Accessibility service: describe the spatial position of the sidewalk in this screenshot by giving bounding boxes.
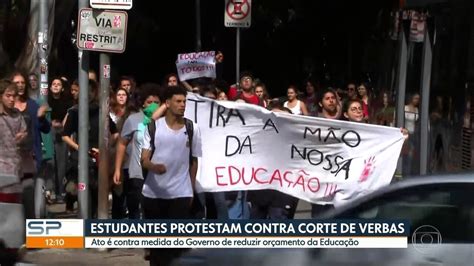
[21,201,147,265]
[23,248,147,266]
[21,198,312,265]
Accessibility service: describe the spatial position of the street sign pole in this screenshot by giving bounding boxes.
[98,53,110,219]
[83,3,129,220]
[224,0,251,84]
[34,0,49,219]
[419,28,432,175]
[236,27,240,84]
[395,29,408,178]
[78,0,90,219]
[38,0,48,102]
[195,0,202,52]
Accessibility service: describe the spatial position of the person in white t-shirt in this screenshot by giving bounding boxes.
[404,93,420,134]
[141,86,202,266]
[402,92,420,176]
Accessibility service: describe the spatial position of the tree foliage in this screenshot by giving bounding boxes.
[0,0,75,77]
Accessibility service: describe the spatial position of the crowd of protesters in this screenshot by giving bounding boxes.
[0,51,433,265]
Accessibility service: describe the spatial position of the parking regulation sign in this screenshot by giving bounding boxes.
[224,0,251,28]
[77,8,128,53]
[90,0,132,10]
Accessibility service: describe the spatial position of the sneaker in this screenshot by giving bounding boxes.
[18,244,27,260]
[55,196,65,204]
[44,191,54,205]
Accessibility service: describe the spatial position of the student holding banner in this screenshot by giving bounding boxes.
[318,88,342,120]
[249,106,299,219]
[343,99,365,123]
[198,87,229,219]
[226,72,264,219]
[311,88,342,217]
[227,72,262,106]
[343,99,409,137]
[331,99,408,206]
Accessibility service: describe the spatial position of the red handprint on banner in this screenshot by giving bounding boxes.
[359,156,376,183]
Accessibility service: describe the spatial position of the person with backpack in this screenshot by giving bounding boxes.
[113,83,164,219]
[141,86,202,266]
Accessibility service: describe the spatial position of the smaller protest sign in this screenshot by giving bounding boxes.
[176,51,216,81]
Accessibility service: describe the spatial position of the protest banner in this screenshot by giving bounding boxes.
[176,51,216,81]
[185,93,405,205]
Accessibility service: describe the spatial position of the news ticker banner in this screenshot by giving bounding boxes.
[26,219,410,249]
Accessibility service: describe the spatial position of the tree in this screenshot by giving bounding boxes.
[14,0,53,74]
[0,0,75,76]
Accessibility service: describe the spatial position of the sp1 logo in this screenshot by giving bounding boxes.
[27,221,62,235]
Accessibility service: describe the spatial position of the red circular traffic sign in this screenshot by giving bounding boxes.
[226,0,250,20]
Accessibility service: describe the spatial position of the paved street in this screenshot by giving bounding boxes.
[22,248,148,266]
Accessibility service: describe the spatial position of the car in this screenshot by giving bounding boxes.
[173,173,474,266]
[0,174,25,265]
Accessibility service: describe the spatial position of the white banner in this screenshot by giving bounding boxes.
[176,51,216,81]
[185,94,405,205]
